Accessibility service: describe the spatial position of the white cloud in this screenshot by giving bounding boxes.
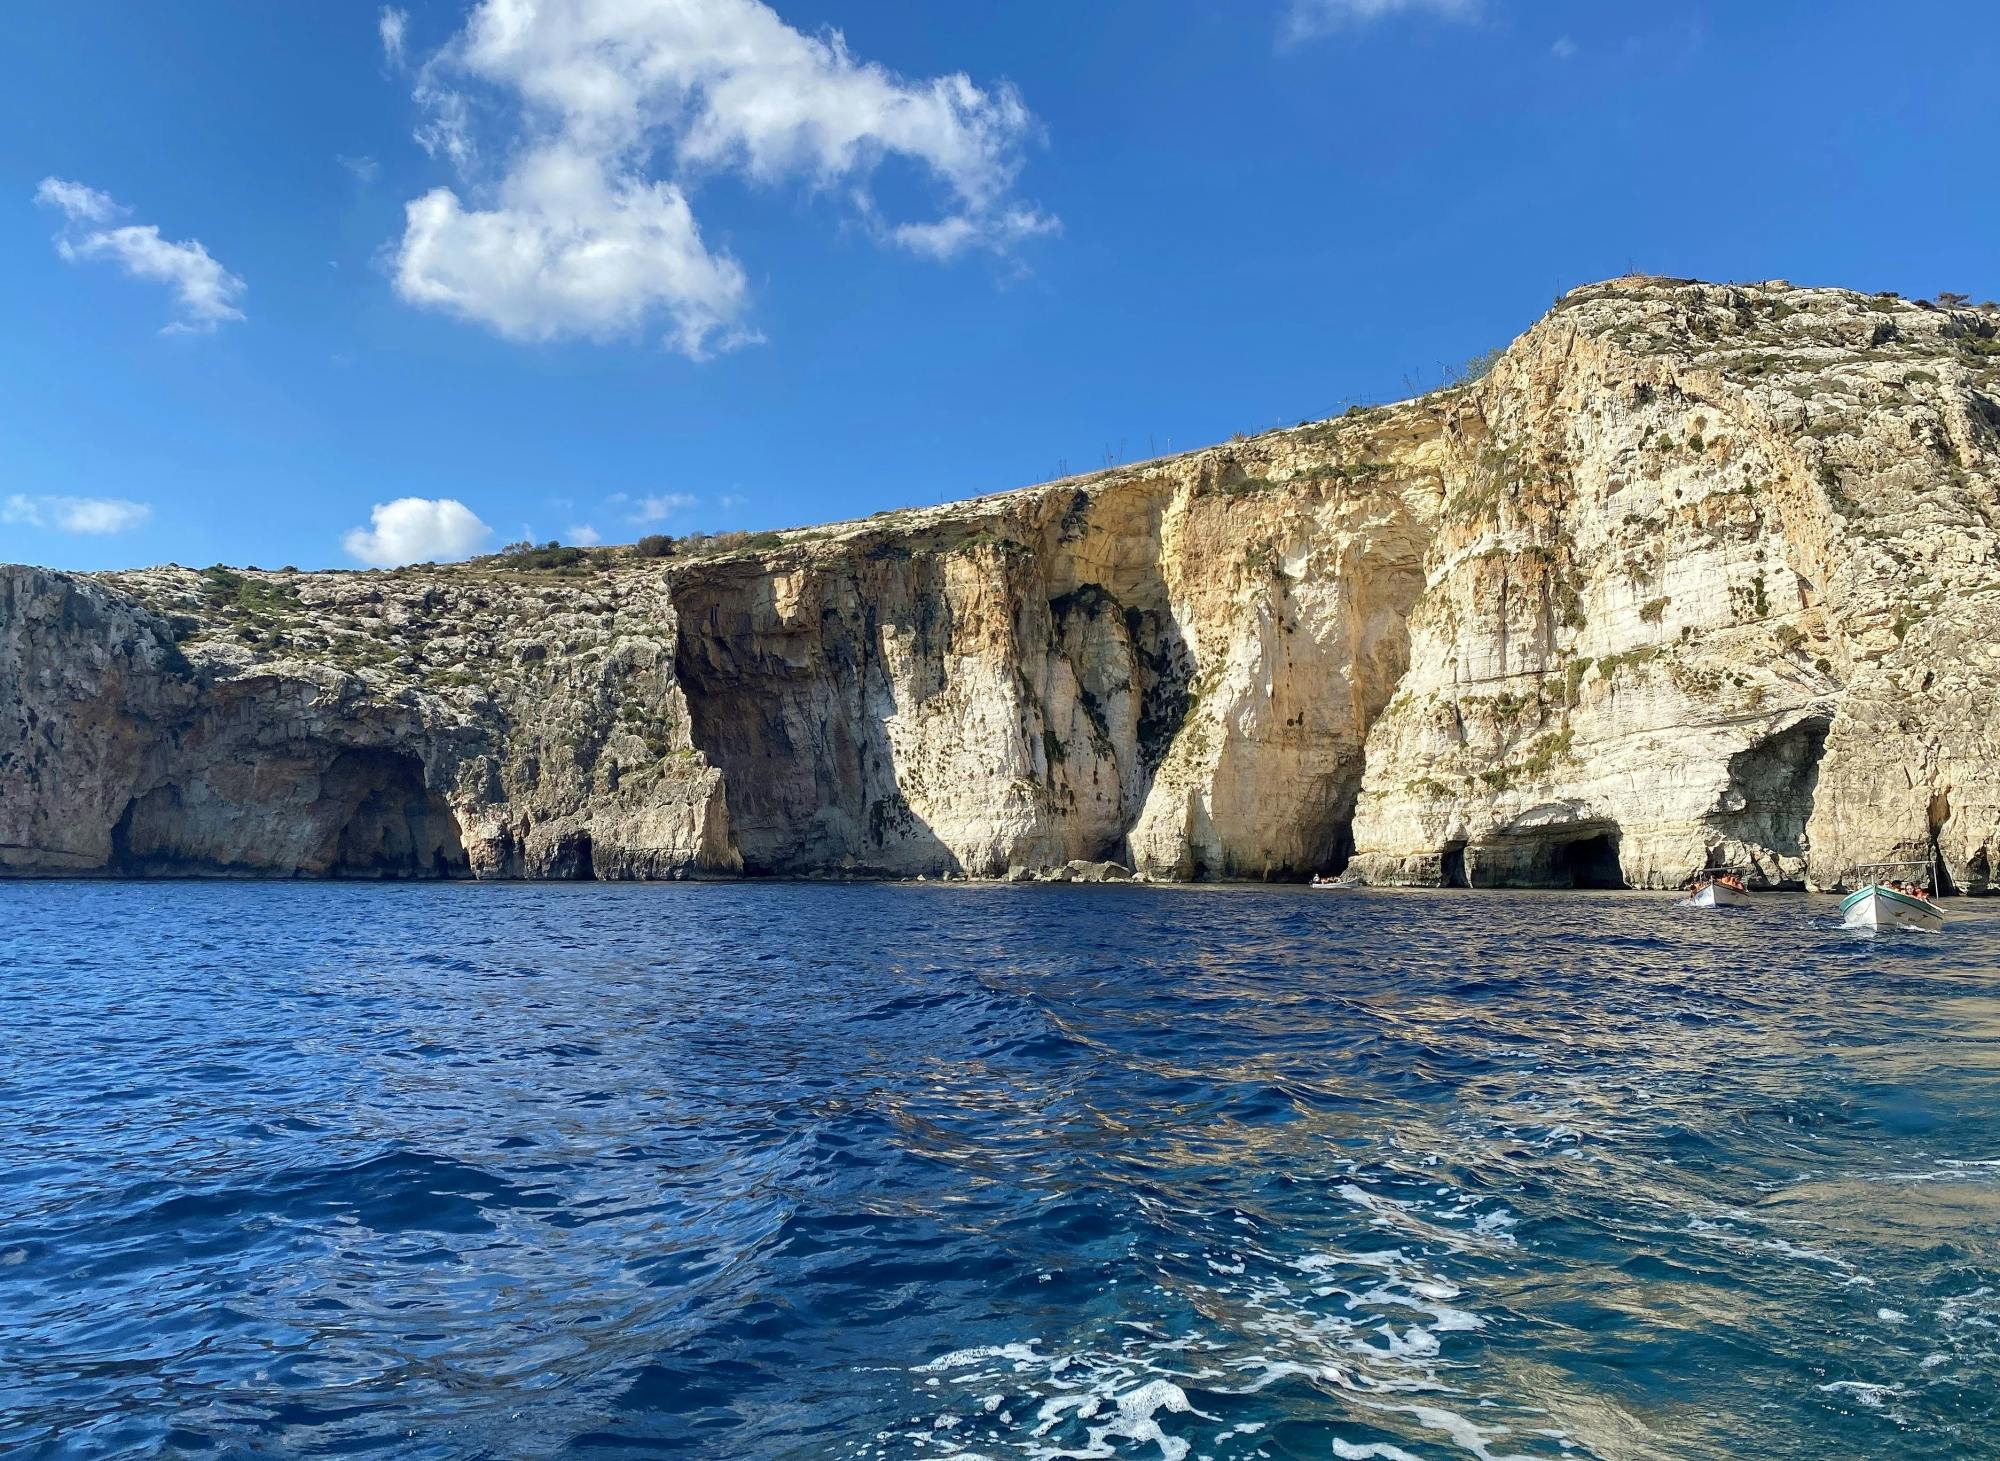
[1551,34,1578,59]
[337,153,381,182]
[33,178,122,224]
[3,493,152,534]
[35,177,246,333]
[389,0,1051,352]
[379,6,409,67]
[1285,0,1481,42]
[395,149,749,353]
[892,205,1060,261]
[341,497,492,566]
[565,522,602,545]
[413,73,478,169]
[611,491,699,525]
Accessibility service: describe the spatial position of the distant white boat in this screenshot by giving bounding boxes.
[1687,880,1751,909]
[1681,866,1752,909]
[1311,873,1364,890]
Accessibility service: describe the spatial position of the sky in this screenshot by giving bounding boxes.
[3,0,1997,573]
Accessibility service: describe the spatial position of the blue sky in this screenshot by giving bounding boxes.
[4,0,1996,572]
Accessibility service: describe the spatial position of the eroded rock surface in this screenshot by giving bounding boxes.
[4,278,1995,888]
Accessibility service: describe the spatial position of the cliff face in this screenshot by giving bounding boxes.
[4,278,1996,889]
[1348,280,2000,893]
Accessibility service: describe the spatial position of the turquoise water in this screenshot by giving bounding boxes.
[2,882,1997,1458]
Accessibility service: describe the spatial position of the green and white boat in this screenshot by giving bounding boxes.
[1840,860,1948,933]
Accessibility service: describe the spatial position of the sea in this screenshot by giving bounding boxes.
[3,881,1998,1460]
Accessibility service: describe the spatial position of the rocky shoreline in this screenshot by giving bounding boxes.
[6,277,1997,892]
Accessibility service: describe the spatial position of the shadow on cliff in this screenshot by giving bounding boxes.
[108,747,469,878]
[1708,714,1830,886]
[666,515,1204,878]
[670,558,967,876]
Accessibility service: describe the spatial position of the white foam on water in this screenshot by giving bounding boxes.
[1362,1401,1541,1461]
[1868,1156,2000,1183]
[1333,1440,1426,1461]
[1682,1215,1855,1273]
[858,1150,1588,1458]
[1299,1248,1414,1274]
[1816,1380,1909,1409]
[1102,1379,1199,1461]
[917,1343,1050,1375]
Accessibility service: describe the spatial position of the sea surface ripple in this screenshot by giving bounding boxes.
[3,882,1999,1459]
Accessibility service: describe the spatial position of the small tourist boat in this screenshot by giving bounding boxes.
[1841,860,1948,933]
[1311,872,1364,890]
[1682,866,1752,909]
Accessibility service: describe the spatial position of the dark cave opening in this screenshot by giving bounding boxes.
[1553,830,1626,889]
[544,829,595,881]
[104,748,468,878]
[325,750,469,878]
[1441,842,1469,888]
[1466,819,1627,888]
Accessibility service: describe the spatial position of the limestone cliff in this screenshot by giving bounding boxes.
[4,278,1995,890]
[1347,279,1999,893]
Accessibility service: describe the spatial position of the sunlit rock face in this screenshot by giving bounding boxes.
[1347,279,1999,892]
[4,278,1996,887]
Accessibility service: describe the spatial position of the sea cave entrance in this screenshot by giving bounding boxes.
[1441,842,1469,888]
[1553,829,1626,889]
[325,749,469,878]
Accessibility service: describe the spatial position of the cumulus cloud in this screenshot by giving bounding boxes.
[342,497,492,566]
[389,0,1051,352]
[3,493,152,534]
[396,149,749,353]
[565,522,602,545]
[35,177,246,333]
[1285,0,1481,42]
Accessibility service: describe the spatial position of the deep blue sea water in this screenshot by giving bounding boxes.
[3,883,1999,1460]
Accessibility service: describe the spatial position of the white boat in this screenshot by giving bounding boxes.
[1681,865,1753,909]
[1841,883,1946,933]
[1840,858,1950,933]
[1687,880,1751,909]
[1311,874,1364,890]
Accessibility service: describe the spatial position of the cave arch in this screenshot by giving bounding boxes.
[323,749,469,878]
[1554,829,1625,889]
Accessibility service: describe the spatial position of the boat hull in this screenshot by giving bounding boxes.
[1840,885,1946,933]
[1688,883,1751,909]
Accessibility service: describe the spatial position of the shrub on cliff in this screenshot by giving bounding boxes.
[487,540,596,571]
